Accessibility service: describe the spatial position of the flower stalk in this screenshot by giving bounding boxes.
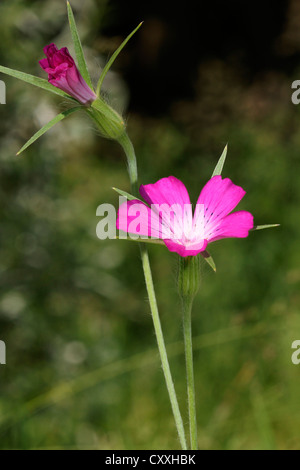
[117,132,138,193]
[178,255,200,450]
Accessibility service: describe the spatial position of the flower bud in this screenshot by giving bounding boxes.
[40,44,127,141]
[39,44,97,105]
[87,98,126,141]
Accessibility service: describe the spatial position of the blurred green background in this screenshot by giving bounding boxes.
[0,0,299,450]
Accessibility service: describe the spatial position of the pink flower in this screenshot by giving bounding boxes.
[39,44,97,105]
[116,175,254,257]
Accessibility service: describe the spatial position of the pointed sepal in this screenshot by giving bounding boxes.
[96,22,143,96]
[17,106,80,155]
[211,144,228,177]
[67,1,94,90]
[0,65,76,100]
[200,250,216,272]
[251,224,280,231]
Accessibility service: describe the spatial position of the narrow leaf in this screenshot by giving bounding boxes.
[67,1,94,90]
[0,65,75,100]
[96,22,143,96]
[251,224,280,231]
[115,233,165,246]
[17,107,80,155]
[211,144,228,177]
[112,187,144,204]
[201,250,216,272]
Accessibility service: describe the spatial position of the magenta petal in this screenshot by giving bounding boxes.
[58,47,75,66]
[198,175,246,218]
[64,67,96,103]
[140,176,193,238]
[39,58,50,70]
[39,43,96,105]
[195,175,247,240]
[116,200,169,238]
[140,176,191,208]
[43,43,58,57]
[208,210,254,242]
[164,239,208,257]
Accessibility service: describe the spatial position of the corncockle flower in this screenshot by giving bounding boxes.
[39,43,97,105]
[117,175,254,257]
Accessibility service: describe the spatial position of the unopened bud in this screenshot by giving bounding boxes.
[88,98,126,140]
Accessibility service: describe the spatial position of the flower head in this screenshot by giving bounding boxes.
[39,44,97,105]
[117,175,254,257]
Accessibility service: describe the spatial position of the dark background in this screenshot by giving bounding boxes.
[101,0,289,114]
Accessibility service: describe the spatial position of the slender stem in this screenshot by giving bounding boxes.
[182,296,198,450]
[140,246,187,449]
[118,132,187,450]
[117,132,138,193]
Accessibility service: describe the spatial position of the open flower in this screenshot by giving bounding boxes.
[39,43,97,105]
[117,175,254,257]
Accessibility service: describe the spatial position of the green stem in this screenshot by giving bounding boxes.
[182,296,198,450]
[117,132,138,193]
[140,246,187,449]
[118,132,187,450]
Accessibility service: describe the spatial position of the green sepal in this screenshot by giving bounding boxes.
[88,98,125,140]
[112,187,144,204]
[96,22,143,96]
[177,255,201,299]
[0,65,76,101]
[251,224,280,231]
[67,1,94,90]
[211,144,228,177]
[200,250,216,272]
[17,107,80,155]
[115,233,164,245]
